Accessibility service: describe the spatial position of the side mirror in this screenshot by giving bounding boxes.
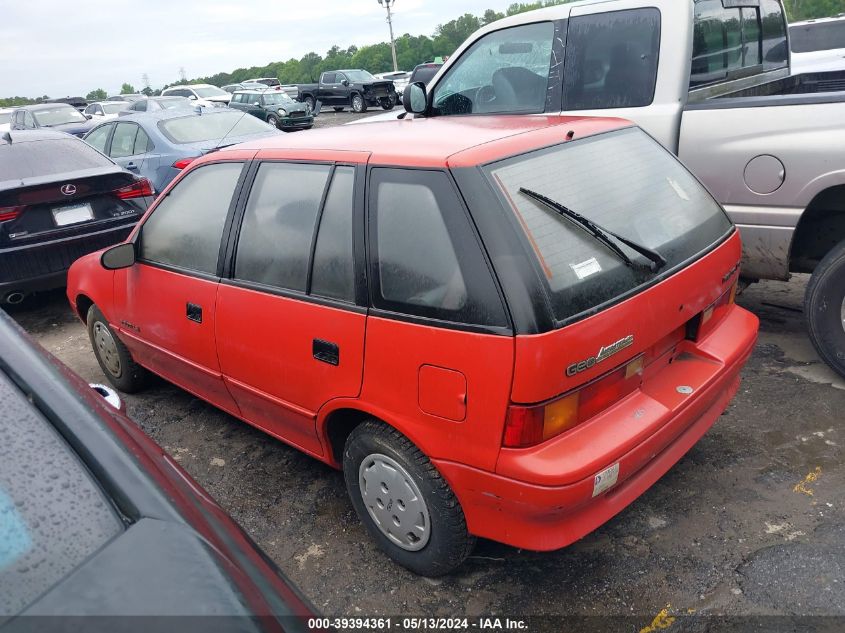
[85,114,93,120]
[253,102,261,106]
[188,95,197,100]
[341,79,349,87]
[403,82,428,114]
[101,242,136,270]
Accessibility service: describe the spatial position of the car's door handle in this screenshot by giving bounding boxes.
[186,303,202,323]
[313,339,339,366]
[126,162,139,171]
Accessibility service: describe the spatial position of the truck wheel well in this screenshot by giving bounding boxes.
[324,408,375,467]
[790,186,845,274]
[76,294,94,324]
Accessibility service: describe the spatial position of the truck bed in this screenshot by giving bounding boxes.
[700,70,845,107]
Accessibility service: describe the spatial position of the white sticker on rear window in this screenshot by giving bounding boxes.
[570,257,602,280]
[667,177,691,201]
[593,462,619,497]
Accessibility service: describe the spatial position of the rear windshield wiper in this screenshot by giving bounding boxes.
[519,188,667,273]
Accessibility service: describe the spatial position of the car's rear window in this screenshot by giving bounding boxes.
[486,127,732,323]
[158,112,271,144]
[0,370,122,615]
[0,139,114,183]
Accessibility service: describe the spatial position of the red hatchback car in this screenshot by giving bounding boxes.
[67,115,758,576]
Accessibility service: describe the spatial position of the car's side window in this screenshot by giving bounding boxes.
[369,168,508,327]
[760,0,788,70]
[133,100,147,112]
[133,126,152,155]
[85,124,112,153]
[311,166,356,302]
[234,162,332,292]
[323,72,336,84]
[432,22,554,116]
[23,112,36,129]
[563,8,661,110]
[84,104,95,115]
[110,122,139,158]
[140,162,243,275]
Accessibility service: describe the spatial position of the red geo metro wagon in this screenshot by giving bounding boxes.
[67,115,758,576]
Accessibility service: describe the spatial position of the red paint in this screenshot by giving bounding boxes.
[67,115,759,554]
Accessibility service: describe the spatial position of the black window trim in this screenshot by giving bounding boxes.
[220,158,369,311]
[365,165,514,337]
[430,18,567,118]
[134,159,251,280]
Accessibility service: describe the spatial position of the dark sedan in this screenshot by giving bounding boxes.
[10,103,98,137]
[0,309,316,630]
[0,130,153,304]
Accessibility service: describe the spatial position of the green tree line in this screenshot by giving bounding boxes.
[2,0,843,106]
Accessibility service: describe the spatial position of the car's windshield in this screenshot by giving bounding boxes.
[158,111,272,144]
[342,70,376,82]
[486,127,733,323]
[261,92,295,105]
[194,86,229,98]
[790,20,845,53]
[102,103,125,114]
[32,106,87,126]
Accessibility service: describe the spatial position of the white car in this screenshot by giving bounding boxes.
[160,84,231,108]
[374,71,410,103]
[82,101,130,121]
[0,107,14,132]
[789,16,845,73]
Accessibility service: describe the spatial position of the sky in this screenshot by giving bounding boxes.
[1,0,518,98]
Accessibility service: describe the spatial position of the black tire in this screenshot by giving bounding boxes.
[380,98,394,110]
[87,305,149,393]
[343,420,474,576]
[351,93,367,113]
[333,107,345,112]
[304,96,315,111]
[267,114,280,129]
[805,239,845,378]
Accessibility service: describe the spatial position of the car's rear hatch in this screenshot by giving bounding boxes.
[479,125,755,484]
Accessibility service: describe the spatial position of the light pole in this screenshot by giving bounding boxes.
[378,0,399,72]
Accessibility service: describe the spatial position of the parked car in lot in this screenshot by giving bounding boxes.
[222,82,268,92]
[107,94,146,103]
[0,130,153,304]
[83,109,284,194]
[0,310,316,626]
[245,78,300,100]
[10,103,98,137]
[789,16,845,73]
[67,115,758,576]
[0,107,13,132]
[228,89,313,131]
[296,69,396,112]
[45,96,89,112]
[118,96,197,115]
[391,0,845,379]
[83,100,130,120]
[161,84,231,108]
[375,71,411,104]
[409,62,444,86]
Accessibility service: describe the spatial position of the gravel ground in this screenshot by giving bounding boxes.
[6,110,845,629]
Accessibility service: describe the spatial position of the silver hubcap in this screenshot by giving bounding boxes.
[359,453,430,551]
[353,96,362,111]
[93,321,121,377]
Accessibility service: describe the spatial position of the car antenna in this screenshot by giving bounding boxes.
[209,108,252,155]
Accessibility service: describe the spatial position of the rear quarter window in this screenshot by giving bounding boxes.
[486,127,733,324]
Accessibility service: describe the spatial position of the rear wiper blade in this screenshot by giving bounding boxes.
[519,187,667,272]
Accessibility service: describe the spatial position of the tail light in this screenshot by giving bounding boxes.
[503,356,644,448]
[0,206,24,222]
[115,178,154,200]
[173,157,198,170]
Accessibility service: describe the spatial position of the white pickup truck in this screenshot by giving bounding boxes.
[378,0,845,377]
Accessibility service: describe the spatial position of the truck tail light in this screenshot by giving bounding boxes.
[173,157,198,170]
[115,178,154,200]
[0,206,24,222]
[503,356,644,448]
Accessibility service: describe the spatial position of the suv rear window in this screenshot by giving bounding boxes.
[0,139,113,183]
[158,112,271,143]
[486,127,732,323]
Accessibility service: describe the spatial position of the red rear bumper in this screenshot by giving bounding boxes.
[434,305,758,551]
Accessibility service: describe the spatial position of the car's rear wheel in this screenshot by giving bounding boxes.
[267,114,280,129]
[805,240,845,378]
[343,420,474,577]
[351,94,367,113]
[380,98,394,110]
[87,305,149,393]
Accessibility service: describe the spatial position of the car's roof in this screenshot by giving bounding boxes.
[1,129,72,143]
[91,100,128,106]
[17,102,75,111]
[224,115,631,167]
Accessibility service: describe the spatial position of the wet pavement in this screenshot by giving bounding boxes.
[5,112,844,628]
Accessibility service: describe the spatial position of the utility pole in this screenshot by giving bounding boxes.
[378,0,399,72]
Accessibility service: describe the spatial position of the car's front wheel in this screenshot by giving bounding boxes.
[267,114,280,129]
[343,420,474,577]
[805,240,845,378]
[351,93,367,113]
[304,96,315,111]
[380,98,394,110]
[87,305,149,393]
